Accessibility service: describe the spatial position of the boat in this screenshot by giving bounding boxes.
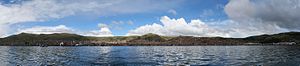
[59,42,64,46]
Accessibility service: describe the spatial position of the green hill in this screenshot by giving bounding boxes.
[0,32,299,46]
[128,33,166,42]
[245,32,300,43]
[0,33,86,46]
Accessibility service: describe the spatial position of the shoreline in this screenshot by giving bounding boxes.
[1,32,299,46]
[0,44,298,46]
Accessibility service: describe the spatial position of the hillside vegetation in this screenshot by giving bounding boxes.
[0,32,299,46]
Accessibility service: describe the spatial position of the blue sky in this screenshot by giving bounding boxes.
[0,0,298,37]
[20,0,228,35]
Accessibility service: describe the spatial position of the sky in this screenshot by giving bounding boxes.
[0,0,299,38]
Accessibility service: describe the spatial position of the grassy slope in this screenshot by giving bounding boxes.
[0,32,300,46]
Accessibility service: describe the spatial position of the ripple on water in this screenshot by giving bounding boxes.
[0,46,299,65]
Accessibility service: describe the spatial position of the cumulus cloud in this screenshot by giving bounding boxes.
[127,0,300,38]
[127,16,232,37]
[83,23,113,37]
[98,23,109,28]
[127,0,299,38]
[127,16,290,38]
[17,25,74,34]
[16,24,113,37]
[225,0,300,30]
[0,0,182,37]
[0,0,103,37]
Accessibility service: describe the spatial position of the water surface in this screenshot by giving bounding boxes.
[0,46,299,66]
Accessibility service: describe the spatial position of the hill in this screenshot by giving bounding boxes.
[244,32,300,44]
[129,33,166,42]
[0,33,87,46]
[0,32,299,46]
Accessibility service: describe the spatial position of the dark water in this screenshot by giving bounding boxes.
[0,46,300,66]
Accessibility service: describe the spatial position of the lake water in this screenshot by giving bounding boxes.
[0,46,299,66]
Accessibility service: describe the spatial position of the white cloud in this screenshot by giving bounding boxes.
[128,0,300,38]
[111,20,134,25]
[83,23,113,37]
[0,0,105,37]
[167,9,177,15]
[127,16,290,38]
[127,23,165,36]
[4,0,297,38]
[16,24,114,37]
[107,20,134,30]
[17,25,74,34]
[0,0,182,37]
[84,28,113,37]
[200,9,214,19]
[98,23,109,28]
[127,16,231,37]
[127,21,134,25]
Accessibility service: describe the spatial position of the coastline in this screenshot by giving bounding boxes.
[0,32,299,46]
[0,43,297,46]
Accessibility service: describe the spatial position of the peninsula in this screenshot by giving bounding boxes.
[0,32,299,46]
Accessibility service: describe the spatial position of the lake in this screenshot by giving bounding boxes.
[0,46,299,66]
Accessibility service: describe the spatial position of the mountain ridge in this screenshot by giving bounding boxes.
[0,32,299,46]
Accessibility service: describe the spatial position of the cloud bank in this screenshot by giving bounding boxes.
[83,23,113,37]
[0,0,182,37]
[127,16,231,37]
[127,16,288,38]
[2,0,299,38]
[225,0,300,30]
[17,25,74,34]
[128,0,298,38]
[17,23,114,37]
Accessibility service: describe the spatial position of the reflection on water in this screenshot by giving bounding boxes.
[0,46,299,66]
